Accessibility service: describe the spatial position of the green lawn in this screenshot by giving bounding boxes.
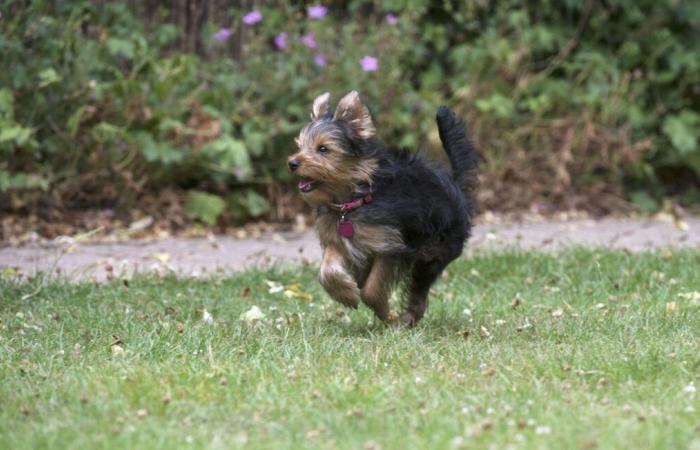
[1,249,699,450]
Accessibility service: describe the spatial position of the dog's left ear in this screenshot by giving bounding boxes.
[333,91,375,139]
[310,92,331,121]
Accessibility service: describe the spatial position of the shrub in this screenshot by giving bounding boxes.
[0,0,698,227]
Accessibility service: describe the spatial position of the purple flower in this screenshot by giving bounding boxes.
[300,32,318,49]
[359,55,378,72]
[213,28,232,42]
[313,54,326,67]
[274,32,288,50]
[385,14,398,25]
[242,10,263,25]
[308,5,327,19]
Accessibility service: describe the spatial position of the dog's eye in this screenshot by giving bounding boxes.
[317,145,329,154]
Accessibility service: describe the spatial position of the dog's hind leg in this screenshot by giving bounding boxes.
[360,256,396,322]
[398,259,446,326]
[399,242,463,326]
[319,246,361,309]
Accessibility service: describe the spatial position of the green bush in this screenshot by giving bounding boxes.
[0,0,698,224]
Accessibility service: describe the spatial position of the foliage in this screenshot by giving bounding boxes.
[1,1,699,223]
[2,249,700,448]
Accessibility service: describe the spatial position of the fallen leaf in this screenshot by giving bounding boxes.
[511,295,521,309]
[110,344,125,357]
[129,216,154,232]
[306,429,322,439]
[674,219,689,231]
[479,326,491,338]
[653,212,674,223]
[666,302,677,313]
[551,308,564,318]
[679,291,700,306]
[516,319,533,332]
[283,283,313,302]
[265,280,284,294]
[109,335,124,356]
[150,252,171,263]
[240,305,266,324]
[364,441,381,450]
[272,233,287,244]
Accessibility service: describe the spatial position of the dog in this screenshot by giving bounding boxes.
[288,91,478,326]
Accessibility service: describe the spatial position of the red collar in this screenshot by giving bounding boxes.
[327,192,373,213]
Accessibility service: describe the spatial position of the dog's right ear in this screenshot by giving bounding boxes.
[310,92,331,121]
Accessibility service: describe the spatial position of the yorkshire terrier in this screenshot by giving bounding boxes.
[288,91,479,326]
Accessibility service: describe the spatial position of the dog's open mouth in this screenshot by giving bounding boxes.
[298,178,320,193]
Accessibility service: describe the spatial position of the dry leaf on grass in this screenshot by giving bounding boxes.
[265,280,284,294]
[240,305,266,324]
[283,283,313,302]
[150,252,171,263]
[109,335,125,356]
[511,295,522,309]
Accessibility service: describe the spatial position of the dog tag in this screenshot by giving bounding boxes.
[338,219,354,238]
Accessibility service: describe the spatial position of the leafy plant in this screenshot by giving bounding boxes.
[1,0,699,222]
[184,190,226,225]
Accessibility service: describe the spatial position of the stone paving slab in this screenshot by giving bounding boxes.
[1,218,698,281]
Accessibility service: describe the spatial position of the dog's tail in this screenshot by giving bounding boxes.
[436,106,479,196]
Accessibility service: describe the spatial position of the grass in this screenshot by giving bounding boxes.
[1,248,699,450]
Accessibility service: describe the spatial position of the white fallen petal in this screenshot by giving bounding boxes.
[202,308,214,324]
[265,280,284,294]
[241,305,266,324]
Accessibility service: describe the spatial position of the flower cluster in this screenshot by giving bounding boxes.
[213,5,396,73]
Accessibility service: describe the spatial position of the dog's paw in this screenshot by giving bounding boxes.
[333,294,360,309]
[388,311,419,328]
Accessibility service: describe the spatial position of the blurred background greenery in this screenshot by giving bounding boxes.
[1,0,699,234]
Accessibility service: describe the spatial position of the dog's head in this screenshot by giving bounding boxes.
[288,91,377,206]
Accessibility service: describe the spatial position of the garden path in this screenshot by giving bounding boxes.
[1,217,698,281]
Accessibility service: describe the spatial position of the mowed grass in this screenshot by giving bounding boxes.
[1,249,699,450]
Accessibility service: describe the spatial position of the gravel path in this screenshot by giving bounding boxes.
[1,217,698,281]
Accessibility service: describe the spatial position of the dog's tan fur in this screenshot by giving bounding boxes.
[316,213,404,317]
[287,91,408,320]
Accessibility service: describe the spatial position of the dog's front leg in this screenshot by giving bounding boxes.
[360,256,396,323]
[319,246,361,308]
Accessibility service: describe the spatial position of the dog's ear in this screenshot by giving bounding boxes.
[310,92,331,121]
[333,90,375,139]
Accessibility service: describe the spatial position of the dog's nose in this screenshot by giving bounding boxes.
[288,159,300,171]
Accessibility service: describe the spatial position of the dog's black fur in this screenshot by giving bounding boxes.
[289,92,479,326]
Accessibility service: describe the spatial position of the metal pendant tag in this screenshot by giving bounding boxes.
[338,218,354,238]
